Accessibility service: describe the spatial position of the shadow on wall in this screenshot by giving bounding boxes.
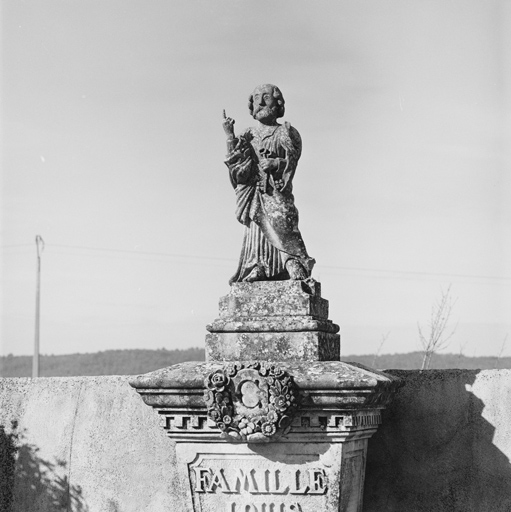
[0,421,17,512]
[0,421,89,512]
[363,370,511,512]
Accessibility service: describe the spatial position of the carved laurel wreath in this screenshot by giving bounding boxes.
[204,362,298,442]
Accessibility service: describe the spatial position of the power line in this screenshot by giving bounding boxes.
[317,264,511,282]
[3,241,509,283]
[0,243,33,249]
[52,243,511,282]
[49,243,238,262]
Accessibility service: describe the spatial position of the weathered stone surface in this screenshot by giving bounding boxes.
[174,441,364,512]
[206,280,341,362]
[363,369,511,511]
[130,360,400,511]
[208,315,339,334]
[0,376,179,512]
[203,363,298,442]
[4,371,511,511]
[130,361,398,392]
[222,84,314,284]
[205,331,340,362]
[215,281,329,319]
[129,360,401,441]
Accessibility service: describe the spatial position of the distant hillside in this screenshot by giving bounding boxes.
[1,348,510,377]
[0,348,205,377]
[342,351,511,370]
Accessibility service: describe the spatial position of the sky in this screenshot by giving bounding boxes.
[1,0,510,358]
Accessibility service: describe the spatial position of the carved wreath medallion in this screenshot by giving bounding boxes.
[204,362,298,442]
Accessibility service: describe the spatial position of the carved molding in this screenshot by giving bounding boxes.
[158,410,382,440]
[204,362,298,443]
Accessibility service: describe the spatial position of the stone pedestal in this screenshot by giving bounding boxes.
[130,280,401,512]
[130,359,400,512]
[205,280,340,362]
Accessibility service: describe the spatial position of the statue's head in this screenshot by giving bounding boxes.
[248,84,285,123]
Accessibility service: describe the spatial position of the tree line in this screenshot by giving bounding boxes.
[0,348,509,377]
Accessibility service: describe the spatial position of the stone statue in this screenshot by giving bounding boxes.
[222,84,315,284]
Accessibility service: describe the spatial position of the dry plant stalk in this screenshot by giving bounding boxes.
[372,331,390,368]
[418,285,457,370]
[494,334,508,369]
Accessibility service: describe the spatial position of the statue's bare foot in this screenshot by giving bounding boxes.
[243,265,266,282]
[286,259,308,280]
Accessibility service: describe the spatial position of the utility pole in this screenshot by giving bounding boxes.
[33,235,44,378]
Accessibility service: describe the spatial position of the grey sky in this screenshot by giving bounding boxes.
[1,0,510,357]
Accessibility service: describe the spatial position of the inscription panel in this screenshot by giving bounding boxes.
[188,453,332,512]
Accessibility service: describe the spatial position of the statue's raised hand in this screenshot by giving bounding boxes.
[222,109,235,139]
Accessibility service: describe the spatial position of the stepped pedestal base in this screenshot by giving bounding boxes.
[206,280,340,362]
[129,280,401,512]
[205,331,340,361]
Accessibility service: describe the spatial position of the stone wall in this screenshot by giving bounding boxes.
[1,369,510,511]
[364,369,511,512]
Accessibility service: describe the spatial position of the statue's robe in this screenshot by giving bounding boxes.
[224,122,314,284]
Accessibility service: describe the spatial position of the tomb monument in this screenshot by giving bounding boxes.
[130,84,401,512]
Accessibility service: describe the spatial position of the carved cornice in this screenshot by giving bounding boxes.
[130,360,402,443]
